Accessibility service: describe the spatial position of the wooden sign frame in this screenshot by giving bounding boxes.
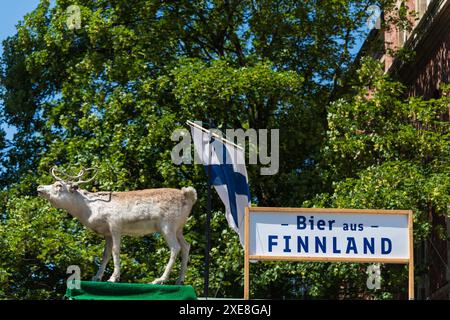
[244,207,414,300]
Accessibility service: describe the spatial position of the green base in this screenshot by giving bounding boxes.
[65,281,197,300]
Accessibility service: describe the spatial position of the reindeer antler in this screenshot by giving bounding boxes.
[72,167,98,186]
[51,167,66,182]
[51,166,98,186]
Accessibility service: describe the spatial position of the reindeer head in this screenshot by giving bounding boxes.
[37,167,98,208]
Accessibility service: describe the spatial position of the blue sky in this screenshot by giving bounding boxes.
[0,1,40,42]
[1,1,41,139]
[0,1,40,45]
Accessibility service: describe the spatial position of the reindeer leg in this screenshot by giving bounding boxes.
[107,231,121,282]
[152,226,180,284]
[92,236,112,281]
[176,229,190,285]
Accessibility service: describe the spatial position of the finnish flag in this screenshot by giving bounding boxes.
[191,124,251,247]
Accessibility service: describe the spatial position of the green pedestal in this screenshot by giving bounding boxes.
[65,281,197,300]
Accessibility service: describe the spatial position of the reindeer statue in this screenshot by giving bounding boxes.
[37,167,197,284]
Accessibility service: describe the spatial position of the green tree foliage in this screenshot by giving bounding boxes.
[0,0,418,299]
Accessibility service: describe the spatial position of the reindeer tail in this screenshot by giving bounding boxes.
[182,186,197,204]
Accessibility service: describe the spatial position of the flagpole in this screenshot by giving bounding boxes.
[187,119,251,298]
[204,119,213,299]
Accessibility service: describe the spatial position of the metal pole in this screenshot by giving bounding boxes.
[204,121,213,299]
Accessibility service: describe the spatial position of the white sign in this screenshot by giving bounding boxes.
[244,207,414,300]
[248,208,411,261]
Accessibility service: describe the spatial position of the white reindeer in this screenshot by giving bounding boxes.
[37,167,197,284]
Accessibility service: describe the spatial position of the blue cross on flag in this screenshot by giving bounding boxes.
[191,123,251,247]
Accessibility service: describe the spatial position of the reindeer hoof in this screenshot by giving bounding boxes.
[92,276,102,282]
[151,278,166,284]
[175,279,184,285]
[107,276,120,282]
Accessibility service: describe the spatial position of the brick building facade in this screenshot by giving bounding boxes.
[359,0,450,299]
